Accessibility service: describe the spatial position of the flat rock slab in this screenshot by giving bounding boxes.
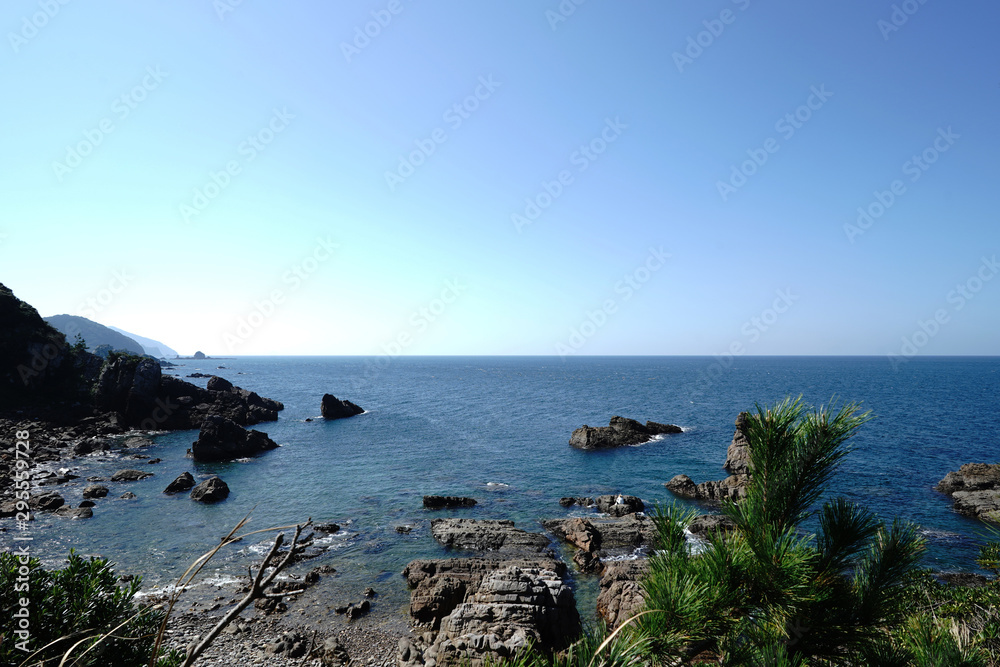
[937,463,1000,522]
[424,496,477,509]
[430,519,551,554]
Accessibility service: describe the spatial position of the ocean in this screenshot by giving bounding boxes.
[18,355,1000,620]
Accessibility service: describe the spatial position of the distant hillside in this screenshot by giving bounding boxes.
[44,315,145,356]
[108,326,179,358]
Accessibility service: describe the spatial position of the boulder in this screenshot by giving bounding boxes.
[321,394,364,420]
[596,494,644,517]
[316,637,350,665]
[596,560,649,629]
[190,476,230,502]
[190,415,278,462]
[569,416,682,450]
[111,469,153,482]
[424,496,477,509]
[544,514,654,553]
[206,375,233,392]
[431,519,551,554]
[120,492,137,499]
[82,484,109,499]
[164,472,196,494]
[314,522,341,533]
[558,496,594,508]
[29,491,65,511]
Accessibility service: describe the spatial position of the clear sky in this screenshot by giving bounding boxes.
[2,0,997,357]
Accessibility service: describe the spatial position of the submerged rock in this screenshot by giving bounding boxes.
[111,469,153,482]
[424,496,477,509]
[569,416,682,450]
[320,393,364,420]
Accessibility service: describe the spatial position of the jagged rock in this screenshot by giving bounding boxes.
[190,476,229,502]
[724,412,751,475]
[321,393,364,420]
[569,416,682,450]
[82,484,109,499]
[403,556,566,630]
[544,514,654,552]
[558,496,594,508]
[190,415,277,462]
[596,560,649,629]
[266,631,309,658]
[427,566,580,666]
[402,558,580,667]
[431,519,550,554]
[424,496,477,509]
[665,413,752,502]
[936,464,1000,522]
[346,599,371,619]
[596,494,644,517]
[93,356,162,426]
[666,473,747,501]
[29,491,65,511]
[206,375,233,392]
[688,514,737,536]
[111,469,153,482]
[164,472,195,494]
[120,492,136,499]
[573,550,603,574]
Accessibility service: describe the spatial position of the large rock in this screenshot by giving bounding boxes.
[190,476,230,502]
[431,519,550,554]
[544,514,654,552]
[569,416,681,450]
[665,413,752,502]
[401,557,578,667]
[937,463,1000,522]
[190,415,278,462]
[82,484,109,499]
[321,394,364,420]
[596,560,649,629]
[596,494,644,517]
[164,472,195,494]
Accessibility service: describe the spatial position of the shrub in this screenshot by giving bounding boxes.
[0,550,182,666]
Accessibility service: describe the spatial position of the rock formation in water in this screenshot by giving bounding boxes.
[191,415,278,462]
[666,412,751,502]
[569,416,682,450]
[321,393,364,420]
[936,463,1000,522]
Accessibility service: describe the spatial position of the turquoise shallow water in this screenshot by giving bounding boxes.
[13,356,1000,614]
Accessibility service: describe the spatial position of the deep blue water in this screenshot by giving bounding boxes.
[15,356,1000,612]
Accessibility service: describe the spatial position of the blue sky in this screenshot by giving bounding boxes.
[1,0,997,357]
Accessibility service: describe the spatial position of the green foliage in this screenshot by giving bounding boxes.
[0,551,183,667]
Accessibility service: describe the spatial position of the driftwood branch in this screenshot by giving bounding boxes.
[179,520,311,667]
